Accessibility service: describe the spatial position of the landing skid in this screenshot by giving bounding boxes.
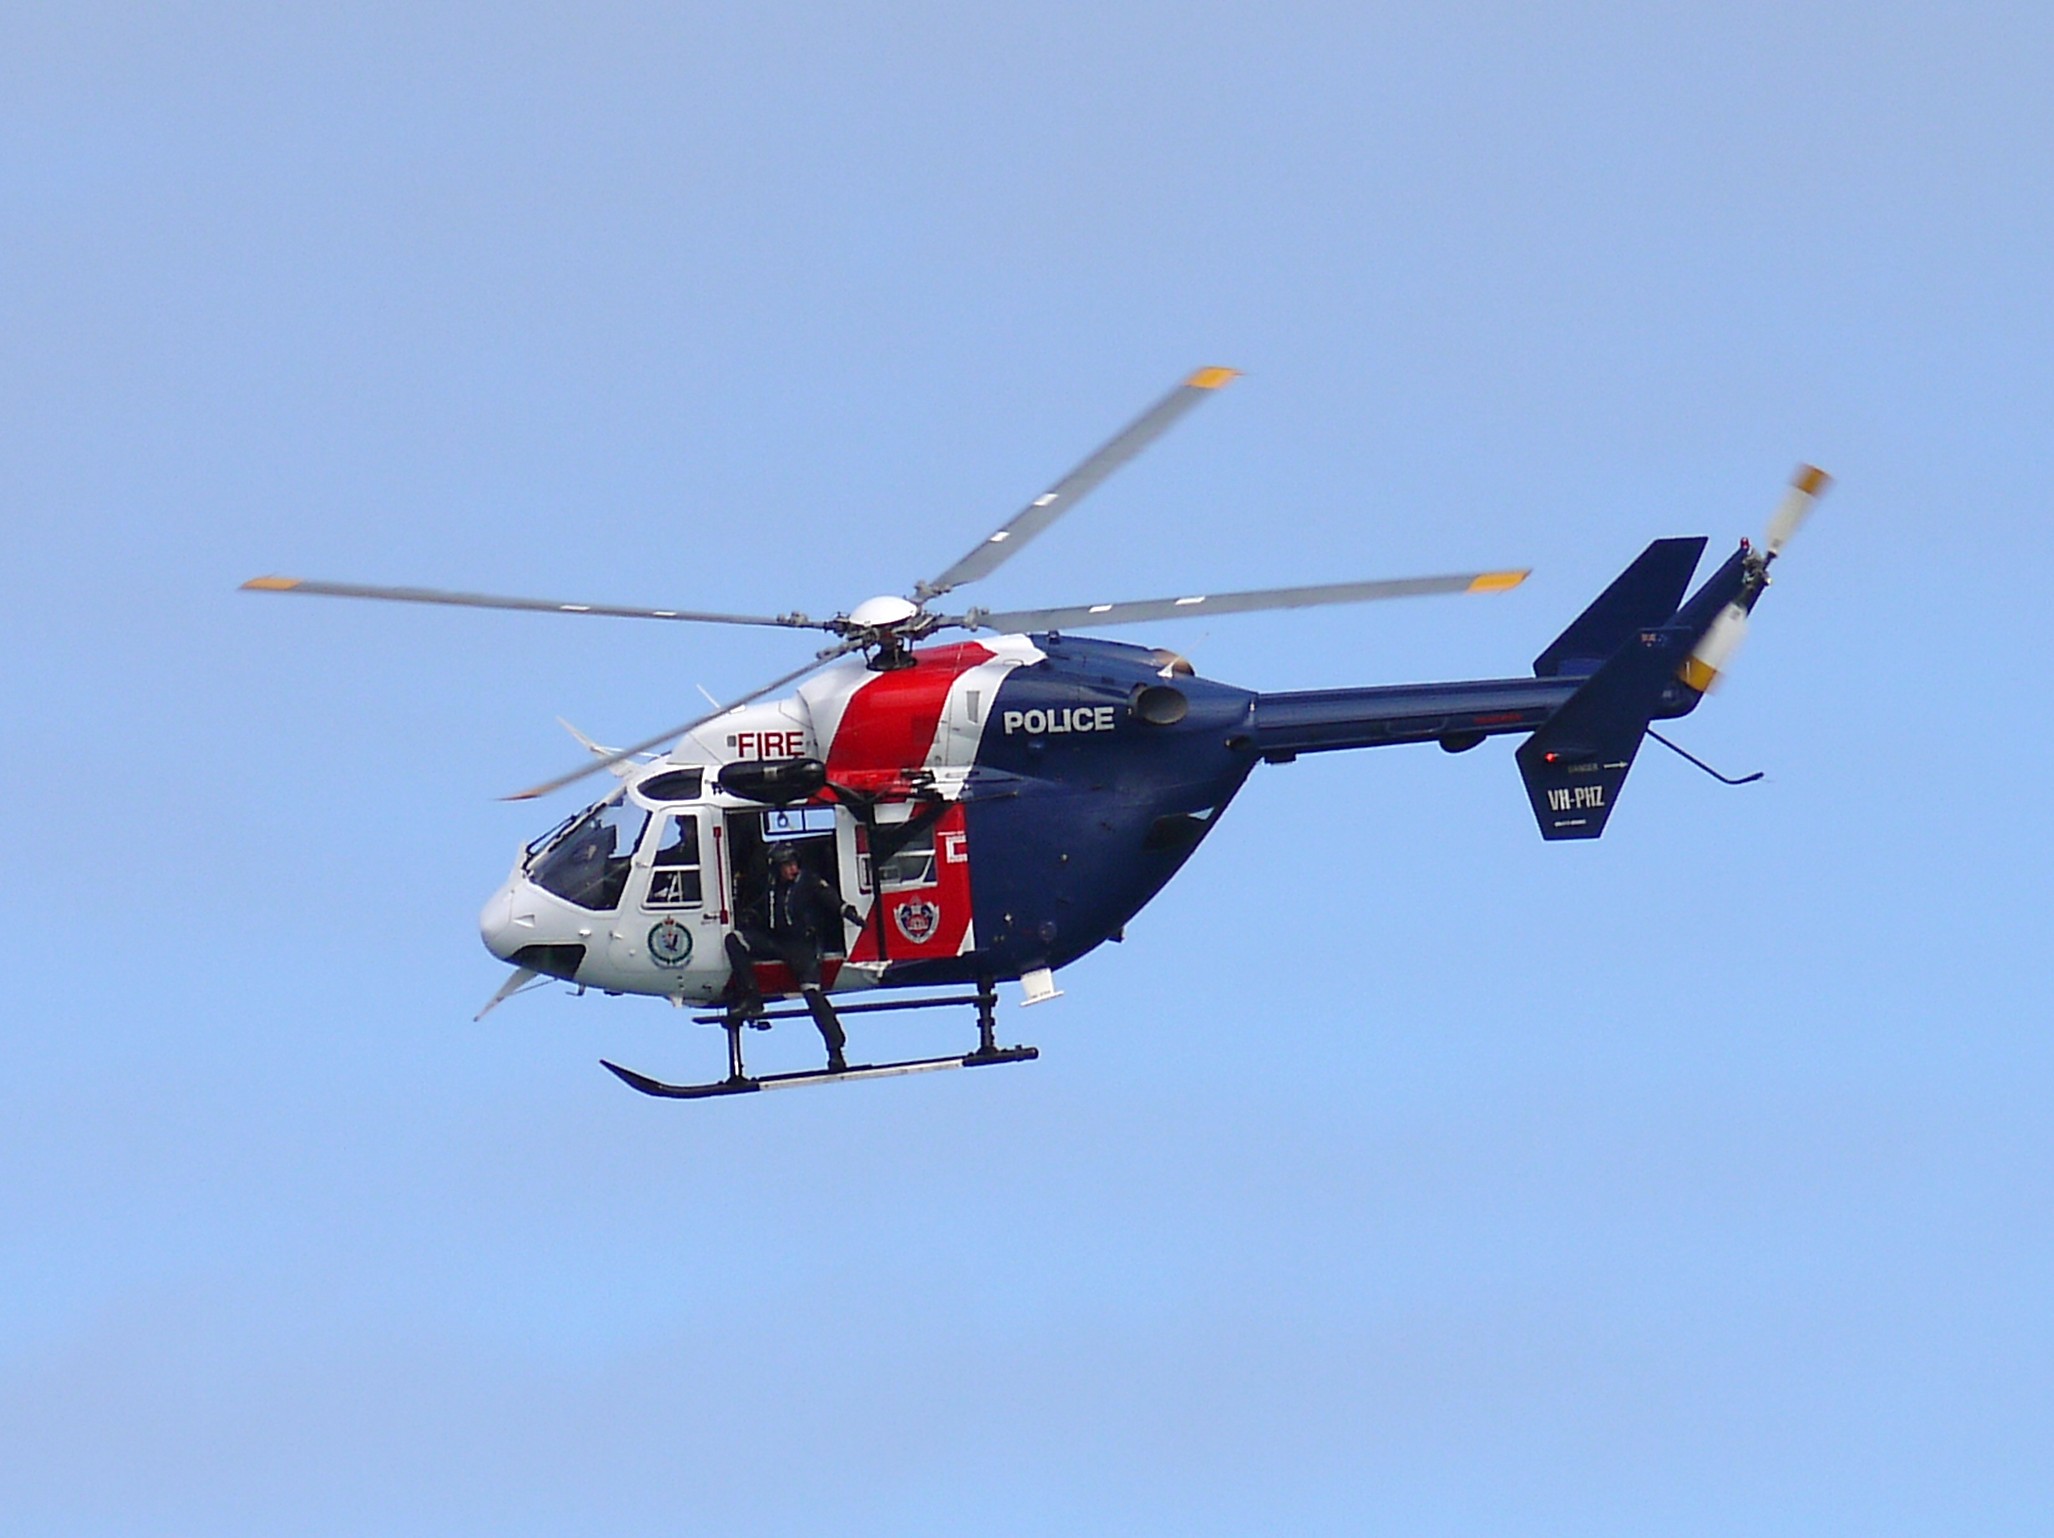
[602,1046,1038,1099]
[600,978,1039,1100]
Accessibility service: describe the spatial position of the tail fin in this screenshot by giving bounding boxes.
[1517,624,1692,839]
[1515,535,1762,839]
[1515,467,1829,840]
[1532,537,1706,679]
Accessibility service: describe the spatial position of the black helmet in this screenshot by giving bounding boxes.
[767,842,800,865]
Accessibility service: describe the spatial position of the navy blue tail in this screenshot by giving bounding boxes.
[1516,624,1693,838]
[1515,537,1758,840]
[1532,537,1705,678]
[1245,534,1765,842]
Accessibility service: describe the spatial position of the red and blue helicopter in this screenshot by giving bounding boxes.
[246,368,1828,1098]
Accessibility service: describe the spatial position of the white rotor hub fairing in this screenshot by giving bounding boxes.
[849,594,920,629]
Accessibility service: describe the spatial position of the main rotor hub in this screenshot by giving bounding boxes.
[848,594,921,630]
[841,593,931,671]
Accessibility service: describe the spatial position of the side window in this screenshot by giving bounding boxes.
[761,805,836,839]
[876,824,937,891]
[645,814,703,908]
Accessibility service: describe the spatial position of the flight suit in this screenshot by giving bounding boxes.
[725,865,857,1069]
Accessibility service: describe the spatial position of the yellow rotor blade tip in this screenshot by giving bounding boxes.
[1467,569,1530,593]
[1793,464,1832,496]
[1185,366,1240,391]
[241,575,302,591]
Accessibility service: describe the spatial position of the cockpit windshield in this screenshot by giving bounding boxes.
[528,796,649,911]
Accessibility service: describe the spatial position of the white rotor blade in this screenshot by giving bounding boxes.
[1763,465,1832,558]
[504,641,863,802]
[960,569,1529,634]
[914,366,1239,602]
[555,718,639,777]
[242,576,832,632]
[474,967,544,1022]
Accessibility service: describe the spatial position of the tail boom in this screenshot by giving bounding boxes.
[1248,517,1806,841]
[1248,677,1577,761]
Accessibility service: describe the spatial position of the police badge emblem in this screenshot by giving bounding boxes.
[892,898,940,944]
[647,917,694,968]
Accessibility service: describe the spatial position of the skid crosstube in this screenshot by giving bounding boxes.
[686,991,989,1027]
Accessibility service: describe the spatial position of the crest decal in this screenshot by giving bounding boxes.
[892,898,941,944]
[647,917,694,968]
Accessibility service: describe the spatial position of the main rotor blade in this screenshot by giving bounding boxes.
[913,366,1240,602]
[502,640,864,803]
[241,576,833,632]
[958,569,1530,634]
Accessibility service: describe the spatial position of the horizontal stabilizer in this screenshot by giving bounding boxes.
[1517,624,1692,839]
[1533,537,1706,678]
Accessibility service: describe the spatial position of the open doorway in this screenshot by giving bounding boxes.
[724,804,849,957]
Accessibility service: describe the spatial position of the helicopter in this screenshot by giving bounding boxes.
[244,367,1829,1099]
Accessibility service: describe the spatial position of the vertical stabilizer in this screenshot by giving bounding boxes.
[1516,625,1691,839]
[1532,537,1705,678]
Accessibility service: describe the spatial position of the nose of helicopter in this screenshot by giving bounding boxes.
[479,879,519,961]
[479,872,591,983]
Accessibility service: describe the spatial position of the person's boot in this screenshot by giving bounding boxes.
[803,986,849,1072]
[722,937,769,1026]
[723,985,768,1028]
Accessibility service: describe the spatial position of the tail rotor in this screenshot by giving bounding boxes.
[1678,464,1832,695]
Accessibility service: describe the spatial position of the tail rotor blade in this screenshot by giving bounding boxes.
[1763,464,1832,559]
[1679,463,1832,695]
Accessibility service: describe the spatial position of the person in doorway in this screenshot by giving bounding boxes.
[724,842,862,1072]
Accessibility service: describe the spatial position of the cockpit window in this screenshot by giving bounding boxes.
[524,810,579,860]
[529,797,649,911]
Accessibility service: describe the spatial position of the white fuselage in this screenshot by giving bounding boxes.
[479,636,1044,1001]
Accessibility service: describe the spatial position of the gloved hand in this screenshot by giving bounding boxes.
[842,904,862,925]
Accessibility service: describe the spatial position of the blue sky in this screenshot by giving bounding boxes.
[4,4,2051,1533]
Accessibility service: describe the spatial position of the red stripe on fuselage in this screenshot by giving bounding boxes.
[825,642,992,784]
